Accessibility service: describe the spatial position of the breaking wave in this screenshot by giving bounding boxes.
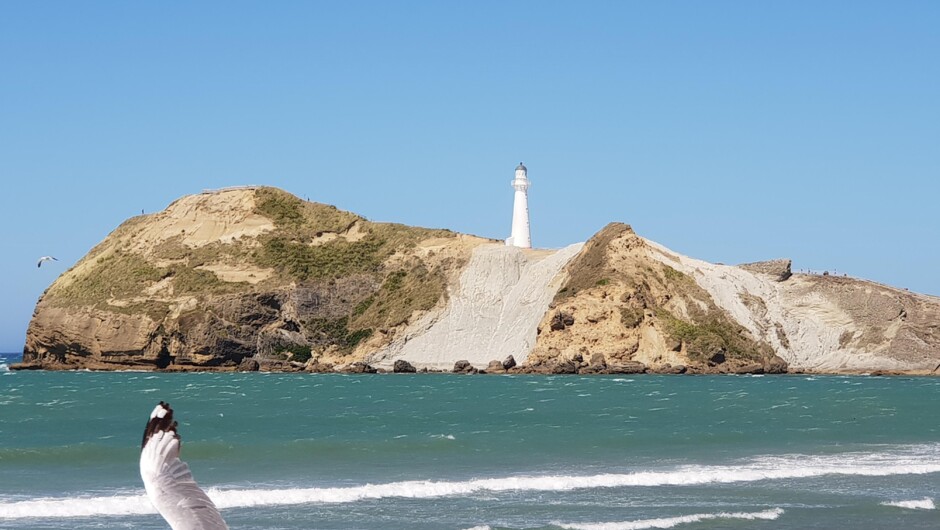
[882,498,935,510]
[555,508,784,530]
[1,446,938,519]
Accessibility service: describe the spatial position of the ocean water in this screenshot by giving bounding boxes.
[1,351,939,529]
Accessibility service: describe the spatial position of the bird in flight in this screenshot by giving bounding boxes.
[141,401,229,530]
[37,256,58,268]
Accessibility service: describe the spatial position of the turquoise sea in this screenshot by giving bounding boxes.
[1,351,939,529]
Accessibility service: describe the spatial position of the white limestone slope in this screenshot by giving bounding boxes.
[371,242,584,370]
[643,238,937,372]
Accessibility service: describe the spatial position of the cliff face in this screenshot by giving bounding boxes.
[526,223,940,375]
[369,243,584,370]
[527,224,785,374]
[21,191,940,374]
[645,238,940,373]
[23,187,491,370]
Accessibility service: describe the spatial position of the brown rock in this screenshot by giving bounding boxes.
[393,359,417,373]
[452,360,478,374]
[763,355,788,374]
[549,311,575,331]
[588,352,607,368]
[606,361,647,374]
[238,358,260,371]
[649,363,687,374]
[304,361,334,373]
[733,363,765,374]
[551,360,579,374]
[341,362,377,374]
[486,360,507,373]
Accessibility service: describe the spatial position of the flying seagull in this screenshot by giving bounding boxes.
[141,401,229,530]
[37,256,58,268]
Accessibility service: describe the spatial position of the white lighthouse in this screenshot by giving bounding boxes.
[506,162,532,248]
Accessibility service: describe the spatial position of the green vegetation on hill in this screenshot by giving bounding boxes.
[255,238,383,280]
[656,308,768,362]
[254,187,360,232]
[52,251,163,304]
[41,186,463,359]
[350,262,446,330]
[554,222,772,366]
[251,188,454,283]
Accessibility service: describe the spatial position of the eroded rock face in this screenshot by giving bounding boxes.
[21,187,485,371]
[527,223,779,375]
[739,259,793,282]
[526,223,940,375]
[646,236,940,373]
[19,190,940,375]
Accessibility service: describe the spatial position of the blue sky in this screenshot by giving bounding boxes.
[1,2,938,352]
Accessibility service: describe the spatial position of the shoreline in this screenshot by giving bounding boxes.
[8,361,939,377]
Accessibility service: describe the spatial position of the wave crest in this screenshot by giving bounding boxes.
[882,498,935,510]
[1,446,939,519]
[556,508,784,530]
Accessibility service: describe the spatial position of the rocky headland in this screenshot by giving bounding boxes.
[17,187,940,375]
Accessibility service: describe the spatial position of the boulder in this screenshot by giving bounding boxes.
[606,361,647,374]
[502,355,517,370]
[452,360,478,374]
[342,362,377,374]
[238,358,260,372]
[588,352,607,368]
[763,355,788,374]
[511,364,550,374]
[486,360,507,373]
[304,361,334,373]
[393,359,417,373]
[549,311,575,331]
[659,364,687,375]
[551,359,579,374]
[732,363,764,374]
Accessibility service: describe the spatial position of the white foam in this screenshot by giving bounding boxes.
[2,447,939,519]
[0,493,155,518]
[882,498,935,510]
[556,508,784,530]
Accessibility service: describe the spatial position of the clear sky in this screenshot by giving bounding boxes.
[1,2,938,352]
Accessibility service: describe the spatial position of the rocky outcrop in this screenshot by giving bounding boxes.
[485,360,507,373]
[527,223,780,375]
[452,360,478,374]
[18,189,940,375]
[645,237,940,373]
[739,259,793,282]
[392,359,416,373]
[21,187,489,371]
[340,362,377,374]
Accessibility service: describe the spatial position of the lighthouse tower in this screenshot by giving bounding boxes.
[506,162,532,248]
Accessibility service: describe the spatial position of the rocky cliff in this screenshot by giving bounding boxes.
[22,187,491,370]
[19,189,940,374]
